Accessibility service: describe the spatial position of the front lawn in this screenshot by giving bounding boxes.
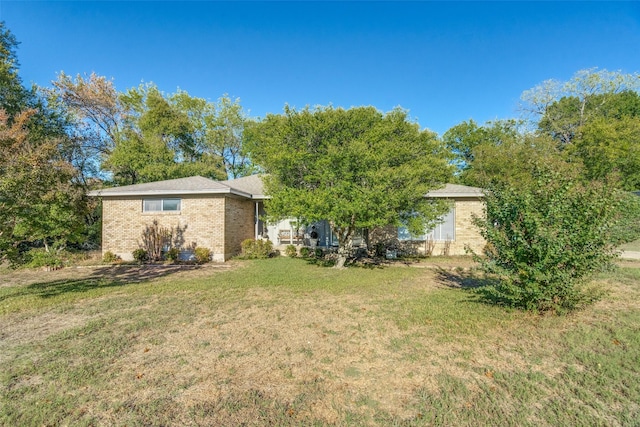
[1,258,639,425]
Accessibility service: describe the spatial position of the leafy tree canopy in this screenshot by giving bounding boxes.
[245,105,453,267]
[104,84,227,185]
[442,119,519,184]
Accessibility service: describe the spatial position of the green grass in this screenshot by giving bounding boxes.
[1,258,639,426]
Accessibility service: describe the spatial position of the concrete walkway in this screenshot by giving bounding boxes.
[621,251,640,260]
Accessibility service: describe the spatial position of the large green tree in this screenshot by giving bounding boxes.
[442,119,519,185]
[245,105,453,267]
[0,23,29,118]
[105,84,226,184]
[571,115,640,191]
[0,110,87,261]
[521,68,640,138]
[520,69,640,190]
[0,22,89,263]
[172,92,254,179]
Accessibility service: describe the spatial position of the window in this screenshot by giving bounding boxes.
[398,208,455,241]
[143,198,181,212]
[427,208,455,241]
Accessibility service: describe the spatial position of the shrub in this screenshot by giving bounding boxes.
[299,247,311,258]
[472,170,618,313]
[609,192,640,246]
[285,244,297,258]
[25,248,64,269]
[314,248,324,258]
[132,248,147,263]
[194,247,211,264]
[102,251,120,263]
[140,220,172,262]
[164,247,180,262]
[240,239,274,259]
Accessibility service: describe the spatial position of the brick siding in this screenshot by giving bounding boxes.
[102,195,256,261]
[369,198,485,256]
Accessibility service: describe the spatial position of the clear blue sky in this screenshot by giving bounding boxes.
[2,1,639,135]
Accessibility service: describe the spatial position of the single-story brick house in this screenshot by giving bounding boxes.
[90,175,485,261]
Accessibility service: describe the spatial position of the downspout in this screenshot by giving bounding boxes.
[254,201,259,240]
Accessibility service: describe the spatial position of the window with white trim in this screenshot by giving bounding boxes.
[398,208,455,241]
[426,208,455,241]
[143,198,181,212]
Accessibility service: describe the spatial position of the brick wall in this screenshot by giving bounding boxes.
[368,198,485,256]
[224,197,257,260]
[446,198,485,255]
[101,195,255,261]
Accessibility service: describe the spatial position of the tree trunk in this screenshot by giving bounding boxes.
[331,221,355,269]
[335,245,349,269]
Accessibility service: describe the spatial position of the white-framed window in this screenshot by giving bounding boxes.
[398,208,455,241]
[427,208,455,241]
[143,198,181,212]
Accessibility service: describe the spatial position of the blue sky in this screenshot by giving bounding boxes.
[2,1,639,135]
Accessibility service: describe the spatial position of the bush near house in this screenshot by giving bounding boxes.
[132,248,147,263]
[285,244,297,258]
[299,247,311,258]
[472,169,619,313]
[102,251,121,263]
[240,239,274,259]
[164,247,180,262]
[194,247,212,264]
[140,220,172,262]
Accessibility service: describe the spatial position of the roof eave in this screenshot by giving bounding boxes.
[88,188,252,198]
[426,192,484,198]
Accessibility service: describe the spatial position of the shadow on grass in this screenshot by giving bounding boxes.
[435,267,525,309]
[434,267,491,289]
[303,257,338,268]
[1,265,204,301]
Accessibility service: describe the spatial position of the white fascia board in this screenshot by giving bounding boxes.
[89,188,253,198]
[426,192,484,198]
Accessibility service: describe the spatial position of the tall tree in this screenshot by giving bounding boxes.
[521,68,640,145]
[47,72,124,183]
[517,69,640,190]
[172,92,254,179]
[0,23,91,261]
[245,105,453,267]
[571,115,640,191]
[0,109,87,262]
[442,119,518,184]
[105,84,226,184]
[0,23,28,118]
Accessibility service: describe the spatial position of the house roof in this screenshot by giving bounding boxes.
[221,174,267,199]
[89,176,482,200]
[426,183,484,198]
[88,175,254,198]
